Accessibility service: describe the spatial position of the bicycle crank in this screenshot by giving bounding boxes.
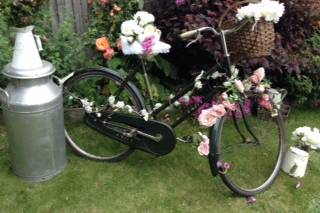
[84,112,176,156]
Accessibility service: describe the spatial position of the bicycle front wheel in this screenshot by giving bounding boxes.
[63,68,145,162]
[210,103,286,196]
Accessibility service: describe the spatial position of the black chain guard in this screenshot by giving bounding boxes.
[84,112,176,156]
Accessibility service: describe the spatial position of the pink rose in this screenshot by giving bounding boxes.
[221,92,228,101]
[259,99,272,110]
[254,67,265,82]
[235,80,245,93]
[197,135,210,156]
[198,108,217,127]
[222,101,237,111]
[103,48,115,60]
[211,104,226,118]
[250,75,260,84]
[262,94,270,101]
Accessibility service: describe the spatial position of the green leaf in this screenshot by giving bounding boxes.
[138,0,145,10]
[107,57,125,70]
[153,56,177,80]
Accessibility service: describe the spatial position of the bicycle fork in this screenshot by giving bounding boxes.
[220,31,260,144]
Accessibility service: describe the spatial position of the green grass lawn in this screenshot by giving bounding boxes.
[0,108,320,212]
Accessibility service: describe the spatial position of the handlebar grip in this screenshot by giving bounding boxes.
[180,30,199,40]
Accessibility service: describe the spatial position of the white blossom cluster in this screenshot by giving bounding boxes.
[108,96,162,121]
[292,127,320,150]
[236,0,285,23]
[120,11,171,55]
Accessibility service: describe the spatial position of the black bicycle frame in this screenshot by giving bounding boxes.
[112,30,260,142]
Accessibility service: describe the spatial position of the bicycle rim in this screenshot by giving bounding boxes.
[211,105,285,196]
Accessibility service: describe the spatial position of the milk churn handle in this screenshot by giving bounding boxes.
[0,88,9,108]
[34,35,43,51]
[52,75,63,87]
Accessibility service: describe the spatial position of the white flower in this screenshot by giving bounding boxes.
[121,36,144,55]
[169,94,175,99]
[96,113,102,118]
[126,36,135,43]
[108,96,116,106]
[125,105,133,113]
[305,131,320,149]
[195,70,205,82]
[181,95,190,103]
[194,81,203,89]
[211,71,224,79]
[236,0,285,23]
[234,80,245,93]
[84,106,93,113]
[121,20,138,36]
[115,101,125,109]
[174,101,180,107]
[151,41,171,54]
[292,126,320,149]
[69,96,74,100]
[140,109,149,121]
[153,103,162,110]
[230,65,239,79]
[292,126,312,139]
[134,11,155,26]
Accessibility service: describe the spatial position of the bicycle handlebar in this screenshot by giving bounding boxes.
[180,19,249,40]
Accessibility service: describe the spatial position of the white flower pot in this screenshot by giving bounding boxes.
[282,147,310,178]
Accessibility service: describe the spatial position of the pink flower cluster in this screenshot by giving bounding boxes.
[142,36,156,55]
[198,104,226,127]
[249,68,273,111]
[221,92,237,111]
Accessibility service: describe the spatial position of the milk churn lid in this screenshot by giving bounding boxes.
[3,60,55,79]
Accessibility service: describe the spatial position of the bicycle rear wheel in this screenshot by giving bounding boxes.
[63,68,145,162]
[210,102,286,196]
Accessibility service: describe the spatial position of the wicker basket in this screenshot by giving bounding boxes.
[224,20,275,59]
[219,0,275,60]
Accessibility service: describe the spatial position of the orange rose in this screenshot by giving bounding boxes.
[96,37,110,52]
[103,48,115,60]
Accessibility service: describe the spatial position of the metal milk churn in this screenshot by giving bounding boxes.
[1,26,67,182]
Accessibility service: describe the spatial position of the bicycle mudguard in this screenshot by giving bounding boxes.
[208,118,225,177]
[84,112,176,156]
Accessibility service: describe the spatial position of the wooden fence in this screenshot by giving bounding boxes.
[49,0,88,34]
[49,0,155,34]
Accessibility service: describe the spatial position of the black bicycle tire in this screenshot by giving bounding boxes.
[63,68,145,162]
[210,112,286,196]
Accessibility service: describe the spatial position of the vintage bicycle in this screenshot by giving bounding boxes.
[62,17,286,197]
